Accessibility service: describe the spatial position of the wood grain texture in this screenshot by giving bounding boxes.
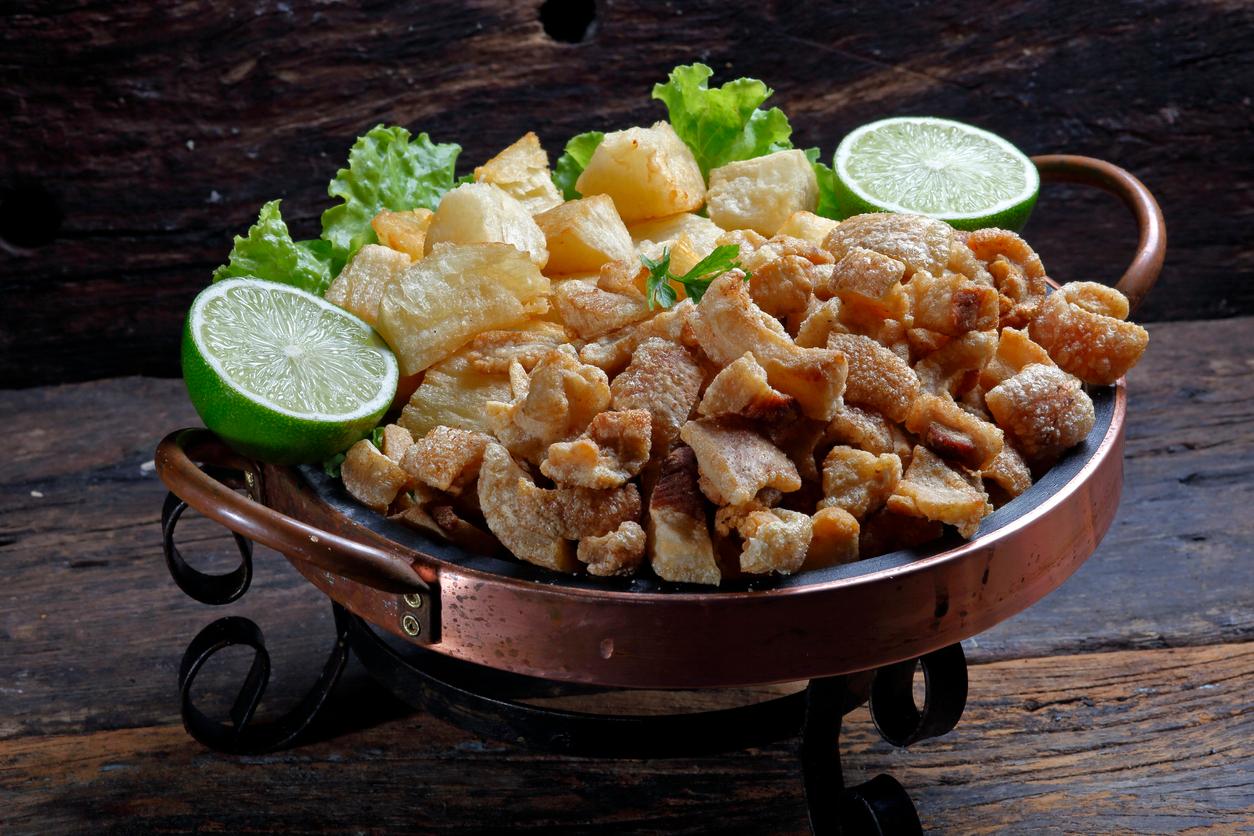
[2,644,1249,833]
[2,0,1252,386]
[0,317,1250,831]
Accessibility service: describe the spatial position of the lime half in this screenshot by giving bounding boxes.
[183,277,398,464]
[833,116,1039,231]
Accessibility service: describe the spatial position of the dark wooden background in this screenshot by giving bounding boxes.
[2,1,1253,833]
[1,0,1252,387]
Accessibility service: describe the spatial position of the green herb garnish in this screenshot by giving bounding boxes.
[643,244,744,309]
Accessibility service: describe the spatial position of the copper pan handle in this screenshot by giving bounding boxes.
[1031,154,1165,313]
[155,428,428,594]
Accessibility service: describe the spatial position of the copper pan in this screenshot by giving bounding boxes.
[156,155,1164,689]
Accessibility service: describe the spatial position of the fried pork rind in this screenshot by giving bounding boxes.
[679,418,802,506]
[748,255,820,318]
[379,424,414,463]
[886,446,992,538]
[765,417,828,485]
[1029,282,1149,385]
[858,507,945,558]
[371,209,434,261]
[400,426,493,494]
[966,228,1048,329]
[477,443,573,571]
[819,246,908,319]
[905,393,1004,471]
[342,439,410,514]
[325,244,412,327]
[698,352,796,422]
[776,211,840,247]
[392,488,503,556]
[535,194,636,276]
[819,446,902,520]
[733,507,813,575]
[795,298,848,348]
[486,347,611,463]
[946,235,994,287]
[915,330,997,397]
[822,213,953,279]
[985,364,1096,465]
[541,409,652,489]
[473,131,563,215]
[706,150,820,236]
[694,273,847,421]
[580,299,698,376]
[577,520,646,577]
[378,242,551,376]
[398,322,568,437]
[823,402,898,456]
[826,332,920,423]
[576,122,706,223]
[478,443,641,572]
[553,274,649,340]
[906,270,999,337]
[978,327,1053,391]
[647,446,720,585]
[738,233,834,273]
[981,442,1032,502]
[803,506,860,570]
[609,337,703,458]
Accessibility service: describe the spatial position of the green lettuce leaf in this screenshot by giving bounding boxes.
[212,200,334,294]
[651,63,794,177]
[320,125,461,270]
[552,131,605,200]
[805,148,841,220]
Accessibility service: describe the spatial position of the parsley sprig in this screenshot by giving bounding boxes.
[642,244,745,309]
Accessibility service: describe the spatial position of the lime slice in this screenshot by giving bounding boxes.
[182,277,398,464]
[833,116,1039,231]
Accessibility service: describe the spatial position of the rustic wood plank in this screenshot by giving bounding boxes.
[0,317,1250,747]
[2,0,1252,384]
[2,643,1249,833]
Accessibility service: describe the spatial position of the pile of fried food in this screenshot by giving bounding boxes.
[327,124,1149,585]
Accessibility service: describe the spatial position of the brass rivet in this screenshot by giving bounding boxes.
[402,593,424,609]
[401,614,421,636]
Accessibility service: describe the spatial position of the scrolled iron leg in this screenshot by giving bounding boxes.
[870,643,968,748]
[162,487,253,605]
[177,605,351,755]
[801,677,923,836]
[163,478,353,754]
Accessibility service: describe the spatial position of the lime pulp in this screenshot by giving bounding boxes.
[832,116,1039,231]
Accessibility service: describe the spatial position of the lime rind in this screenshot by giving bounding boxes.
[188,278,397,422]
[833,116,1038,231]
[183,277,398,464]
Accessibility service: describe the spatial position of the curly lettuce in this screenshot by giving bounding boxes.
[805,148,841,220]
[320,125,461,271]
[651,63,794,178]
[551,131,605,200]
[212,200,334,294]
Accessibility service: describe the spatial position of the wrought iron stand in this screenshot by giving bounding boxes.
[164,491,969,835]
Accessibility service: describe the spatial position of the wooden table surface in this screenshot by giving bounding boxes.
[2,316,1251,833]
[3,0,1253,831]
